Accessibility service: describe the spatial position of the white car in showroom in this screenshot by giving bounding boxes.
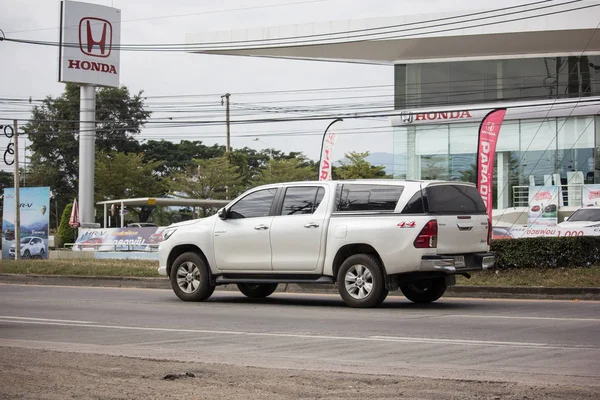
[558,206,600,228]
[9,236,47,259]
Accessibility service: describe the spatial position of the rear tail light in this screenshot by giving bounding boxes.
[414,220,438,248]
[487,218,492,245]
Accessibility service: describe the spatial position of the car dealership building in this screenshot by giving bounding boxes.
[188,1,600,213]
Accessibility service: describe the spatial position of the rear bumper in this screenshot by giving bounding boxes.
[420,252,494,273]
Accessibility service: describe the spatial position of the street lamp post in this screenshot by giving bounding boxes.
[318,118,343,180]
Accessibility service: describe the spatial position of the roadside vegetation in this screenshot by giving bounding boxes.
[1,259,599,287]
[0,259,159,277]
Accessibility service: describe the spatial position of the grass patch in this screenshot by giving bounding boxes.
[457,267,600,288]
[1,260,599,287]
[0,259,159,277]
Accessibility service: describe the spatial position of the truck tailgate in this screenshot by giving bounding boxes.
[436,214,489,254]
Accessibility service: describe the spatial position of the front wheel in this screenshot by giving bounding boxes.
[337,254,388,308]
[23,250,31,259]
[400,278,447,304]
[237,283,278,298]
[170,252,215,302]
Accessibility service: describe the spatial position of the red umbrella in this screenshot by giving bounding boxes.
[69,199,80,228]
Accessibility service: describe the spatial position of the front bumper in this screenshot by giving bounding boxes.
[420,252,494,273]
[158,266,167,276]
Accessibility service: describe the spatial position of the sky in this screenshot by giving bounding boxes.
[0,0,526,174]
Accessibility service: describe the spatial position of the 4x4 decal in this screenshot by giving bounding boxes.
[397,221,416,228]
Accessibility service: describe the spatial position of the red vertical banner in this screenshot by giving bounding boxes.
[476,108,507,221]
[319,132,336,181]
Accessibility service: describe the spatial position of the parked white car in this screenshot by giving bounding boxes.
[558,206,600,228]
[158,180,493,308]
[9,236,46,259]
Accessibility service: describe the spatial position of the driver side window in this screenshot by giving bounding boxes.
[229,188,277,219]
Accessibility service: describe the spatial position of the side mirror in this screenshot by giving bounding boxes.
[217,208,228,220]
[564,216,569,221]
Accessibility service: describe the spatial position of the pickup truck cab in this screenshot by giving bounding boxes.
[158,180,493,308]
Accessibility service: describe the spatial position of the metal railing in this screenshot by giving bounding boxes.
[512,185,584,207]
[65,243,160,252]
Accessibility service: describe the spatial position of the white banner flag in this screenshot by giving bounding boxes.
[319,132,336,181]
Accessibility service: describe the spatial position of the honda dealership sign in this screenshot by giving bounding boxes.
[59,1,121,87]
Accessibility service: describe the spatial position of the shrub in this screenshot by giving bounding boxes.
[57,204,77,247]
[491,236,600,269]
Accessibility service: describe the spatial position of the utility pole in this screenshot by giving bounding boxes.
[221,93,231,155]
[13,119,20,260]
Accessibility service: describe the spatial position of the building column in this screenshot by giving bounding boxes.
[406,128,418,179]
[497,151,510,209]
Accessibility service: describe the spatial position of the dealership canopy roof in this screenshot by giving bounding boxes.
[186,2,600,64]
[96,197,229,208]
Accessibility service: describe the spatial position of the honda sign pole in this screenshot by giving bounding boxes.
[79,84,96,227]
[59,1,121,228]
[13,120,20,260]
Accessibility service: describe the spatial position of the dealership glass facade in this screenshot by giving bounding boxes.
[393,56,600,209]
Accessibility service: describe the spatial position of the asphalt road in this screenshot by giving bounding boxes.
[0,283,599,388]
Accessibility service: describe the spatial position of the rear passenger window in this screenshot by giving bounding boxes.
[401,191,425,214]
[425,184,486,214]
[281,187,325,215]
[336,184,403,212]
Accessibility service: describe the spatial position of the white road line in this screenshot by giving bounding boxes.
[370,336,546,346]
[444,314,600,322]
[0,319,598,351]
[0,316,94,324]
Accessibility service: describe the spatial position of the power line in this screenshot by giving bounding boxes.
[4,0,327,34]
[2,1,588,52]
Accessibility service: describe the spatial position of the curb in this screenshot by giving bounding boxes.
[1,274,599,300]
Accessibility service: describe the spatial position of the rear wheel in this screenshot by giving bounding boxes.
[337,254,388,308]
[237,283,278,298]
[38,248,45,259]
[169,252,215,302]
[400,278,447,304]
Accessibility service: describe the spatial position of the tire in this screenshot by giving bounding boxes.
[337,254,388,308]
[38,249,45,259]
[237,283,278,298]
[23,250,31,259]
[400,278,447,304]
[169,252,215,302]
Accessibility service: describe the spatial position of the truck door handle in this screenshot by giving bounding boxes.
[254,225,269,230]
[304,223,320,228]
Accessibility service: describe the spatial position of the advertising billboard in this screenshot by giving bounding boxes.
[59,1,121,87]
[2,187,50,260]
[527,186,559,228]
[73,227,164,252]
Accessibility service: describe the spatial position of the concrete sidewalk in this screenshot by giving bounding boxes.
[1,273,599,300]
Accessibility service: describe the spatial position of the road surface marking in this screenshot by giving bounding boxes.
[445,314,600,322]
[0,316,94,324]
[0,319,598,351]
[370,336,546,346]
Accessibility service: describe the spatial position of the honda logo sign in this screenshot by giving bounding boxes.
[59,1,121,87]
[79,17,112,57]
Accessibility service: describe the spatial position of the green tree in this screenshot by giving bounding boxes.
[334,151,388,180]
[255,157,315,185]
[56,203,76,247]
[141,140,225,176]
[169,157,243,200]
[23,83,151,215]
[95,152,165,201]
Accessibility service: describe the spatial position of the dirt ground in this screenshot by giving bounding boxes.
[0,347,596,400]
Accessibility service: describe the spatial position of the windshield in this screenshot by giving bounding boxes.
[567,209,600,222]
[20,238,31,244]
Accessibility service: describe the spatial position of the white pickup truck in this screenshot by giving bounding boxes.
[158,180,493,308]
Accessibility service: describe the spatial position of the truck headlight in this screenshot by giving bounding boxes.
[162,228,177,241]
